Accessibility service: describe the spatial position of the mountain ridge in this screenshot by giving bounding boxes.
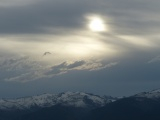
[0,91,117,111]
[1,89,160,120]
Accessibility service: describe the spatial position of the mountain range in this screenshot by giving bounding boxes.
[0,89,160,120]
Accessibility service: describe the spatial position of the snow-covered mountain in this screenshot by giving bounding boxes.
[0,92,116,110]
[1,90,160,120]
[133,89,160,99]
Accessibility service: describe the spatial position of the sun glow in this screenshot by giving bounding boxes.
[88,17,106,32]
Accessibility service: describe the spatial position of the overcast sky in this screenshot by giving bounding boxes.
[0,0,160,98]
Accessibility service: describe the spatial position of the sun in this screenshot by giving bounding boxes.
[88,17,106,32]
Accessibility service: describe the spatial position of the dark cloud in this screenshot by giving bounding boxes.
[0,0,94,34]
[45,61,86,76]
[1,0,160,35]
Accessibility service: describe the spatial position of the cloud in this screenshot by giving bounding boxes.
[100,0,160,35]
[148,55,160,63]
[45,60,118,76]
[0,57,45,82]
[0,0,34,7]
[5,71,42,82]
[0,0,94,34]
[0,57,118,82]
[89,62,118,71]
[45,61,86,76]
[0,0,159,58]
[1,0,160,98]
[0,0,160,36]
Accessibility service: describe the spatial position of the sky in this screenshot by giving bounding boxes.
[0,0,160,98]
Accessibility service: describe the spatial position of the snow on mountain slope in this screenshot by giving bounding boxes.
[0,92,116,110]
[134,89,160,99]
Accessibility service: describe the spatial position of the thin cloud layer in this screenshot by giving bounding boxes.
[1,57,118,82]
[148,55,160,63]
